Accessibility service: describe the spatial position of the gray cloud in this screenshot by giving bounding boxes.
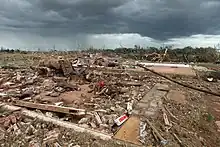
[0,0,220,49]
[164,34,220,48]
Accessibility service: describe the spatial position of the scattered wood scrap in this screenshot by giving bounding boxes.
[13,100,86,116]
[164,106,178,120]
[1,104,112,140]
[145,118,168,145]
[173,133,185,147]
[115,81,142,86]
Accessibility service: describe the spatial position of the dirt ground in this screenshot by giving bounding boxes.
[0,52,220,147]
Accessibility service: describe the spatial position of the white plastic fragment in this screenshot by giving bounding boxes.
[207,77,214,82]
[114,114,128,126]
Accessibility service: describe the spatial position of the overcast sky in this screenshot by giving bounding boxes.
[1,0,220,50]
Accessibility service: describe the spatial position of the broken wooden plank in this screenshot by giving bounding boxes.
[164,106,179,120]
[13,100,85,116]
[161,107,171,127]
[113,116,141,145]
[1,104,112,140]
[94,112,102,125]
[115,81,142,86]
[163,112,170,126]
[173,133,184,147]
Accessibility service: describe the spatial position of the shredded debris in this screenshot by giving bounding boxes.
[0,52,219,147]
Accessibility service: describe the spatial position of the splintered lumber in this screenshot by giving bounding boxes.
[113,116,141,145]
[0,104,112,140]
[173,133,184,147]
[160,48,168,62]
[13,100,85,116]
[163,112,170,126]
[145,118,167,145]
[116,81,142,86]
[164,106,178,120]
[94,112,102,125]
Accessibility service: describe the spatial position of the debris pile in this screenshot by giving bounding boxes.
[0,53,220,146]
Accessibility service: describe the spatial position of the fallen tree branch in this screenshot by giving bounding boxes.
[137,64,220,97]
[1,104,112,140]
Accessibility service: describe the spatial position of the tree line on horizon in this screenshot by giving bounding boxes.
[87,46,220,62]
[1,45,219,62]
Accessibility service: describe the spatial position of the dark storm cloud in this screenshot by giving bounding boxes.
[0,0,220,40]
[113,0,220,39]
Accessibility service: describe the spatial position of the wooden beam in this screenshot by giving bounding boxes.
[13,100,86,116]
